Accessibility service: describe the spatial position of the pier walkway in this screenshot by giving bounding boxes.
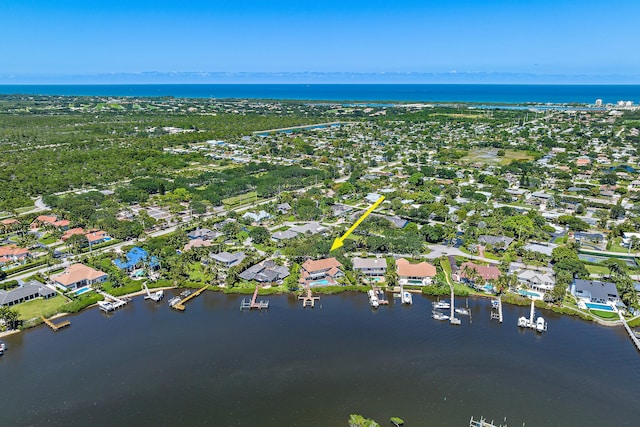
[490,296,503,323]
[172,285,209,311]
[41,316,70,331]
[619,312,640,352]
[299,286,320,308]
[240,286,269,310]
[96,290,129,313]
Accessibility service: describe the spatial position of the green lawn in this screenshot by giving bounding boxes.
[585,264,610,276]
[39,235,59,245]
[589,309,618,320]
[462,148,534,166]
[14,295,67,320]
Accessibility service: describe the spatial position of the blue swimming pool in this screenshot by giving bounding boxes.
[585,302,614,312]
[74,286,93,296]
[309,279,330,286]
[519,290,542,298]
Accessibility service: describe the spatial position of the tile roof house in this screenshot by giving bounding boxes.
[0,280,57,307]
[183,238,213,252]
[31,215,70,230]
[396,258,437,285]
[0,245,30,266]
[352,257,387,277]
[455,262,501,284]
[239,260,289,283]
[61,228,110,245]
[51,263,108,291]
[300,257,344,286]
[570,279,620,304]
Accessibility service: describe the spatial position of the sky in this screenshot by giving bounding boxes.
[1,0,639,83]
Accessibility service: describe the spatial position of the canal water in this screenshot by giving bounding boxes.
[1,292,638,426]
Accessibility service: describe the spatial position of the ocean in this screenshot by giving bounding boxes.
[1,84,639,104]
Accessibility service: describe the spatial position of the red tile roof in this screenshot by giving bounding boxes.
[396,258,436,278]
[459,262,501,281]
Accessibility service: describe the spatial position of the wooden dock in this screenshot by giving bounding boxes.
[299,286,320,308]
[172,285,209,311]
[240,286,269,310]
[619,312,640,352]
[41,316,71,332]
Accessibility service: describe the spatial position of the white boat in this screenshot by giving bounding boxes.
[491,300,500,309]
[450,317,461,325]
[433,300,450,309]
[168,296,181,307]
[455,307,470,316]
[517,316,530,328]
[535,317,547,332]
[432,311,449,321]
[368,290,379,308]
[0,341,6,356]
[402,291,413,305]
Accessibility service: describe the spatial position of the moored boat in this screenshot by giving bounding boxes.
[368,290,379,308]
[168,296,181,307]
[0,341,6,356]
[455,307,470,316]
[535,316,547,332]
[402,291,413,305]
[432,311,449,321]
[433,300,450,309]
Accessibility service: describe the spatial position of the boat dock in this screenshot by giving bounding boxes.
[449,280,461,325]
[490,296,503,323]
[373,286,388,305]
[619,312,640,352]
[469,416,507,427]
[172,285,209,311]
[299,286,320,308]
[96,290,129,313]
[240,286,269,310]
[41,315,70,331]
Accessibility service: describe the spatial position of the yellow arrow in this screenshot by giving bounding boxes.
[330,196,385,251]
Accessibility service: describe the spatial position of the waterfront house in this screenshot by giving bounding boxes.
[114,247,160,272]
[209,251,246,268]
[183,238,213,252]
[570,279,620,304]
[352,257,387,279]
[455,262,501,285]
[0,280,56,307]
[51,263,108,291]
[300,257,343,286]
[396,258,436,286]
[516,269,555,293]
[239,260,289,283]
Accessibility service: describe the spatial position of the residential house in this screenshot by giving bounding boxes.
[352,257,387,278]
[396,258,437,286]
[0,218,20,230]
[210,251,246,268]
[0,245,30,267]
[183,238,213,252]
[276,203,291,214]
[455,262,501,286]
[478,235,514,250]
[61,228,110,245]
[523,242,558,257]
[300,257,344,286]
[30,215,70,231]
[570,279,620,304]
[516,269,556,293]
[187,228,222,240]
[0,280,57,307]
[114,247,160,272]
[239,260,289,283]
[242,210,271,223]
[51,263,108,291]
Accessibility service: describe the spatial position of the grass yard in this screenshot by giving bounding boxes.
[589,309,618,320]
[39,235,59,245]
[585,264,611,276]
[462,148,534,166]
[14,295,67,320]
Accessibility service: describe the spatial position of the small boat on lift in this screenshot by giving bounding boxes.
[368,290,379,308]
[0,341,6,356]
[432,311,449,321]
[433,300,450,309]
[168,296,181,307]
[402,291,413,305]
